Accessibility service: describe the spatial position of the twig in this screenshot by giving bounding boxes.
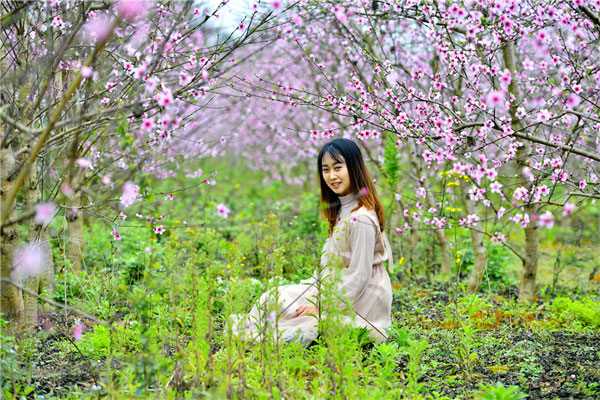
[0,109,38,135]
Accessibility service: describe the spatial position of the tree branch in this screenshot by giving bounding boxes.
[0,278,108,326]
[454,121,600,162]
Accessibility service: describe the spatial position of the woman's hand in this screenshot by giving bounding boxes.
[295,304,318,318]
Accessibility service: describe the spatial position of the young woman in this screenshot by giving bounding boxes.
[231,138,393,345]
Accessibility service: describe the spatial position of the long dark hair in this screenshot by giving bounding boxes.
[317,138,385,235]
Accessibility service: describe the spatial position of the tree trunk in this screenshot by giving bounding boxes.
[518,206,539,302]
[503,42,540,303]
[23,159,40,329]
[462,190,488,293]
[66,184,84,272]
[1,146,24,330]
[39,228,56,297]
[23,160,55,329]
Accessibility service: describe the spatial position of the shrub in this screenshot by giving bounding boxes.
[550,296,600,329]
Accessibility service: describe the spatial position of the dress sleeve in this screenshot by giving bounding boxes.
[337,214,377,302]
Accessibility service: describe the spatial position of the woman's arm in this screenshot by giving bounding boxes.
[337,213,377,301]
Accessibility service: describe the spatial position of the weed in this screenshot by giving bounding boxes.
[454,322,481,377]
[474,381,527,399]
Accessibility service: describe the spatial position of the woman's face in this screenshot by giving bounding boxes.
[321,152,351,196]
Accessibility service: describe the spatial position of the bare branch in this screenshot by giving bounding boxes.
[0,277,108,326]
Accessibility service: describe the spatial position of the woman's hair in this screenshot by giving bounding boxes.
[317,138,385,235]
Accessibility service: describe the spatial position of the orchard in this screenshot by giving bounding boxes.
[1,1,598,399]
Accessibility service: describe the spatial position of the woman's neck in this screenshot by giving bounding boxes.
[339,192,358,210]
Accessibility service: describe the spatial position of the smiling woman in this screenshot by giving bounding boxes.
[321,152,351,196]
[230,138,393,346]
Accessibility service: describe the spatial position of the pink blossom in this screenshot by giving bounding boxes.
[466,213,480,226]
[116,0,149,22]
[490,181,503,194]
[486,90,505,109]
[395,227,404,236]
[73,322,85,341]
[497,207,506,218]
[562,203,575,216]
[270,0,282,10]
[350,214,358,224]
[491,232,506,244]
[145,77,159,94]
[83,16,113,44]
[101,174,111,185]
[268,311,277,323]
[217,203,230,218]
[553,171,569,183]
[142,118,154,131]
[120,181,139,207]
[144,246,152,253]
[157,89,173,107]
[165,194,174,200]
[292,14,303,26]
[61,183,74,198]
[114,233,121,240]
[566,94,580,109]
[538,211,554,228]
[12,243,44,277]
[35,202,57,225]
[179,73,191,86]
[154,225,165,234]
[335,8,347,23]
[513,187,529,201]
[537,109,552,122]
[81,66,93,78]
[579,180,586,190]
[133,66,146,79]
[77,158,92,169]
[522,167,534,182]
[521,213,530,228]
[360,187,369,196]
[499,70,512,85]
